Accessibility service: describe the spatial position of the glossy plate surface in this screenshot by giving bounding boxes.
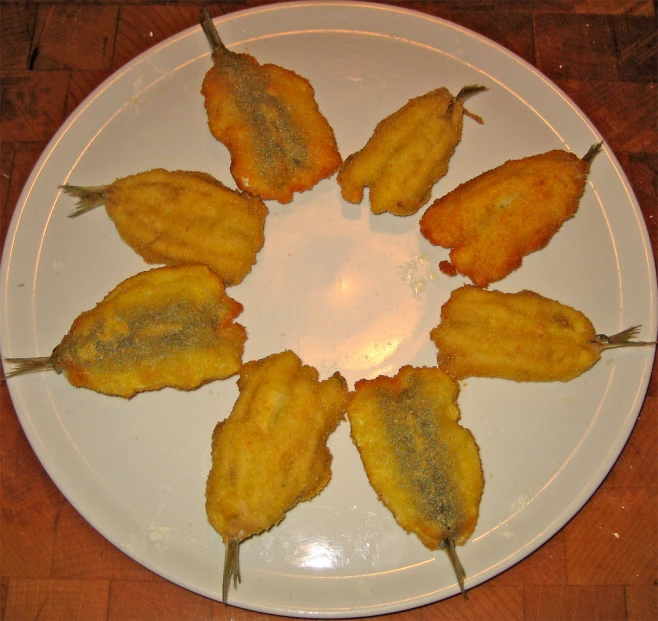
[1,2,656,617]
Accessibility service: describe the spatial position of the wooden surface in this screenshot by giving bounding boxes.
[0,1,656,619]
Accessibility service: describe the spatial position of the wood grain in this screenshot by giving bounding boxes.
[0,1,656,619]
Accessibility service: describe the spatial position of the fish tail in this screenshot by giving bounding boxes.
[2,357,54,380]
[200,7,225,53]
[447,85,487,123]
[444,538,468,599]
[582,142,603,164]
[595,325,657,350]
[222,538,241,603]
[60,184,108,217]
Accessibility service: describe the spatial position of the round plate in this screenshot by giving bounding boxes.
[1,1,656,618]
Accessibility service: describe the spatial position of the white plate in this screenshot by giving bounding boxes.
[1,1,656,617]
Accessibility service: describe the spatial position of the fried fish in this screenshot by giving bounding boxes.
[430,285,655,382]
[347,365,484,595]
[200,8,342,203]
[420,145,601,287]
[337,85,486,216]
[62,168,268,287]
[3,265,247,398]
[205,350,348,601]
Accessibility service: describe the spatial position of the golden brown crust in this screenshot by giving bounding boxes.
[420,150,591,287]
[103,168,268,286]
[201,48,342,203]
[52,265,246,398]
[430,285,600,382]
[347,365,484,549]
[337,87,476,216]
[205,350,348,542]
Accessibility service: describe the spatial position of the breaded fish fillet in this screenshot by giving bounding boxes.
[200,9,342,204]
[420,145,601,287]
[430,285,655,382]
[205,350,348,601]
[61,168,268,287]
[337,85,486,216]
[3,265,247,398]
[347,365,484,594]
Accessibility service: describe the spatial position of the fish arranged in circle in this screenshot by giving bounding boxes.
[2,8,655,607]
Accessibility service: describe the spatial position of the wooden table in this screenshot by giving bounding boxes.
[1,1,656,620]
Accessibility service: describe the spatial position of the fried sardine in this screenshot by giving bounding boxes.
[347,365,484,595]
[337,85,486,216]
[420,145,601,287]
[61,168,268,286]
[200,8,342,204]
[205,350,348,601]
[430,285,656,382]
[3,265,247,398]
